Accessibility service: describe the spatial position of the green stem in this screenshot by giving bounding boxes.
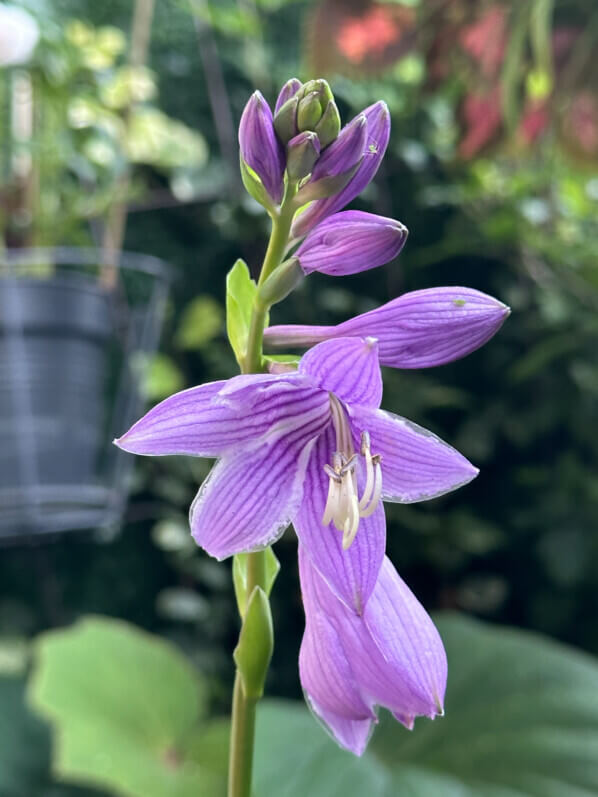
[228,187,296,797]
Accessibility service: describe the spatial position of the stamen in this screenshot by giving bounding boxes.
[322,395,384,546]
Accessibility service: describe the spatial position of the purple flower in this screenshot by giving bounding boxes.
[299,547,446,755]
[292,101,391,237]
[265,287,510,368]
[304,113,367,188]
[295,210,408,276]
[116,337,477,613]
[239,90,285,205]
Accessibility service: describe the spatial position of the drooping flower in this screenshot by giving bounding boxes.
[116,337,477,613]
[294,210,408,276]
[291,100,391,237]
[265,286,510,368]
[238,90,285,205]
[299,546,446,755]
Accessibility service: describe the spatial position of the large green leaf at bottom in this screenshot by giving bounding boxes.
[253,613,598,797]
[27,616,225,797]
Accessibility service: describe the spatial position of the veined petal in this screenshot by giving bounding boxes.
[116,372,328,458]
[239,90,285,204]
[191,404,329,558]
[264,287,510,368]
[299,337,383,409]
[294,424,385,613]
[296,211,407,277]
[298,547,446,754]
[348,405,479,503]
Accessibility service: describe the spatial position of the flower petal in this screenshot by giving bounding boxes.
[293,423,385,613]
[116,373,328,458]
[299,337,382,409]
[191,406,328,558]
[274,77,302,113]
[348,405,479,503]
[239,90,285,204]
[264,287,510,368]
[296,210,408,277]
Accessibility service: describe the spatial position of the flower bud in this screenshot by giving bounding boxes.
[273,95,300,145]
[275,77,302,114]
[297,91,323,132]
[295,211,407,276]
[293,114,367,206]
[313,99,341,148]
[286,131,321,181]
[239,90,285,206]
[257,257,304,305]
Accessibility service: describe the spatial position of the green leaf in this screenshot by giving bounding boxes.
[226,258,257,364]
[27,617,225,797]
[233,587,274,700]
[254,613,598,796]
[233,548,280,616]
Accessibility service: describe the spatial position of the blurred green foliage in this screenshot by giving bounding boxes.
[1,0,598,792]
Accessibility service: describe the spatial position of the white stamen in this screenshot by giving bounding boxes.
[322,395,384,547]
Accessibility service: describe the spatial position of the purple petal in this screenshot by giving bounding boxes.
[292,101,390,237]
[308,114,367,182]
[299,337,382,408]
[191,404,329,558]
[348,405,478,503]
[298,547,446,754]
[296,210,407,277]
[293,423,385,613]
[239,90,285,204]
[115,373,327,458]
[264,287,510,368]
[275,78,302,113]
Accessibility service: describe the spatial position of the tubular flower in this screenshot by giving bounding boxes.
[265,286,510,368]
[299,547,447,755]
[116,337,477,613]
[295,210,408,276]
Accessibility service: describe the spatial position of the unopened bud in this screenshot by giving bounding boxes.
[286,131,321,181]
[274,95,299,145]
[297,91,323,132]
[258,256,304,305]
[314,99,341,148]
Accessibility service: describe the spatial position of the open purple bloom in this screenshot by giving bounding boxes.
[299,547,447,755]
[239,90,285,205]
[265,287,510,368]
[295,210,408,276]
[116,337,477,612]
[292,101,391,238]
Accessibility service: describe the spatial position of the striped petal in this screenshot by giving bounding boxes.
[348,405,479,503]
[299,337,382,409]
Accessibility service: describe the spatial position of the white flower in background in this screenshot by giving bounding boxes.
[0,5,39,67]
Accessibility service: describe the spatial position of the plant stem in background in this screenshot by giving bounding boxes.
[100,0,155,290]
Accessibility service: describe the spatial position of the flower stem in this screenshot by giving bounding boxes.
[228,188,296,796]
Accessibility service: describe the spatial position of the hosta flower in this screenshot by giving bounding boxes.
[116,337,476,612]
[295,210,408,276]
[299,547,446,755]
[265,286,510,368]
[239,90,285,205]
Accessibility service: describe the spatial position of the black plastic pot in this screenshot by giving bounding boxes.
[0,248,170,541]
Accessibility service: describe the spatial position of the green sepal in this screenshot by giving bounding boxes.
[226,259,257,365]
[240,155,277,214]
[233,548,280,617]
[233,586,274,700]
[292,160,361,206]
[314,99,341,148]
